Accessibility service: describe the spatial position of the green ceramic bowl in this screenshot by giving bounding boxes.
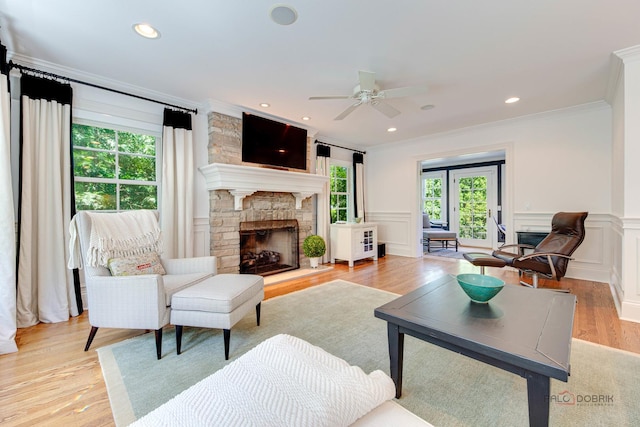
[456,274,505,303]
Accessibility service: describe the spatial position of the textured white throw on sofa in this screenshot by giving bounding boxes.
[130,334,396,427]
[68,210,161,268]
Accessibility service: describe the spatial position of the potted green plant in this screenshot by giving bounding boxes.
[303,234,326,268]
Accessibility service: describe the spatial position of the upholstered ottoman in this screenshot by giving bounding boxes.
[171,273,264,359]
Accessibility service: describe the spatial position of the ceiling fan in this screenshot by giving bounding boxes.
[309,70,427,120]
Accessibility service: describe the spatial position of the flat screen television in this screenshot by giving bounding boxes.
[242,112,307,170]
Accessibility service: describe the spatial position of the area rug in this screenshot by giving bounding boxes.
[98,280,640,426]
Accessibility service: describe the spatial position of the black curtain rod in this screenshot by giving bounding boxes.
[314,140,366,155]
[8,61,198,114]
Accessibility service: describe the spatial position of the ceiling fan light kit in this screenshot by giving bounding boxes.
[310,70,427,120]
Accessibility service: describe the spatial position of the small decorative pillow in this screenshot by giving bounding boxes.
[107,252,166,276]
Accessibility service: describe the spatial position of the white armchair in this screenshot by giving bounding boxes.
[73,211,216,359]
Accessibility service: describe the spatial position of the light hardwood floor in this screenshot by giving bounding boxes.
[1,254,639,426]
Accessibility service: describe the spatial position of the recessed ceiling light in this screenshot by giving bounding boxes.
[133,23,160,39]
[269,4,298,25]
[420,104,435,111]
[260,103,270,108]
[302,116,310,121]
[505,97,520,104]
[387,127,397,132]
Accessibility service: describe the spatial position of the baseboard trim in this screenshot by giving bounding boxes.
[620,300,640,323]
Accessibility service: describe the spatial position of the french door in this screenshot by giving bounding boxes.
[450,166,497,248]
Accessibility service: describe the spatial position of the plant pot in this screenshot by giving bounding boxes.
[309,257,320,268]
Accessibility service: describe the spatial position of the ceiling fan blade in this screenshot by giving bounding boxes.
[371,101,401,118]
[309,95,352,100]
[334,102,361,120]
[379,85,427,99]
[358,71,376,91]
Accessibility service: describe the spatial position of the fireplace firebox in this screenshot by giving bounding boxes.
[239,220,299,276]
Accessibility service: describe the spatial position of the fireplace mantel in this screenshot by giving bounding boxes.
[199,163,329,210]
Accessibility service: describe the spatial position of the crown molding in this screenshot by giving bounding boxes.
[605,53,624,104]
[606,45,640,103]
[370,101,611,153]
[613,44,640,62]
[204,98,320,137]
[204,98,243,118]
[9,53,204,113]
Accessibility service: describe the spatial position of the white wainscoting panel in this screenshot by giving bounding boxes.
[620,218,640,322]
[366,212,415,257]
[609,217,624,314]
[193,217,210,257]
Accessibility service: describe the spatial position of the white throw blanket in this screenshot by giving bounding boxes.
[68,210,161,268]
[130,334,396,427]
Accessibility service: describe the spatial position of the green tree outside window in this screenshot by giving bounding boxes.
[458,176,487,239]
[72,124,159,211]
[330,164,350,223]
[423,177,442,220]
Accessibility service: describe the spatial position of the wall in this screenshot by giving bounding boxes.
[8,79,209,305]
[70,85,212,257]
[366,102,613,282]
[612,47,640,322]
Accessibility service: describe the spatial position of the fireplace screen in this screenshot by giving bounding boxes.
[239,220,299,276]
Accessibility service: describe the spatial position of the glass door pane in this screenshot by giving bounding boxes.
[451,167,497,248]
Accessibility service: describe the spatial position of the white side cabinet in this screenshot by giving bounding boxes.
[330,222,378,267]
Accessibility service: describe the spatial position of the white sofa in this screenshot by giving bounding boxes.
[130,334,432,426]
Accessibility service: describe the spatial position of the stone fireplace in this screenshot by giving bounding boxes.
[202,112,328,275]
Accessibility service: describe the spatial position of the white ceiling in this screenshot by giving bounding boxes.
[1,0,639,150]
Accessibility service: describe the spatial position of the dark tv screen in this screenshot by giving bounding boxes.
[242,113,307,170]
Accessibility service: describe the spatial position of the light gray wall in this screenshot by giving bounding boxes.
[365,102,612,283]
[611,48,640,322]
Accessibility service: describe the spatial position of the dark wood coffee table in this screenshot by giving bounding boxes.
[374,274,576,427]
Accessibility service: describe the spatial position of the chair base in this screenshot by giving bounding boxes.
[84,325,163,359]
[518,271,571,292]
[84,326,99,351]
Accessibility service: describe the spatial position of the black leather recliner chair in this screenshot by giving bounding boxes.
[464,212,588,288]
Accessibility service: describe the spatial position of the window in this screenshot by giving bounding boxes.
[422,171,446,222]
[72,123,160,211]
[329,162,353,223]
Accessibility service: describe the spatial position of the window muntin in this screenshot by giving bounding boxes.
[72,123,159,211]
[422,172,446,222]
[330,162,352,223]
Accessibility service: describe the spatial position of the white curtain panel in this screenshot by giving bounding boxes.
[0,71,18,353]
[161,110,194,258]
[355,161,365,220]
[315,149,331,263]
[17,76,79,327]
